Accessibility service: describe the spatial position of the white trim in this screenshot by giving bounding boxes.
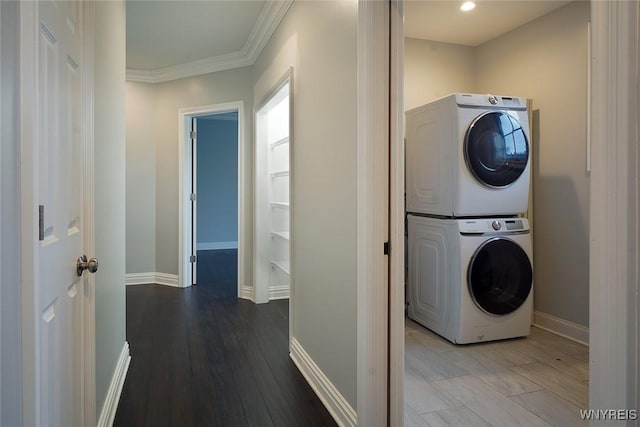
[356,2,389,426]
[589,0,640,413]
[82,2,97,425]
[389,2,405,426]
[126,0,293,83]
[125,272,180,288]
[254,75,292,305]
[178,101,246,293]
[196,241,238,251]
[533,311,589,346]
[19,2,39,424]
[240,285,254,301]
[290,338,357,427]
[0,3,3,422]
[268,285,289,301]
[96,342,131,427]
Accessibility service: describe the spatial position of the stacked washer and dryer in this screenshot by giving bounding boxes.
[406,93,534,344]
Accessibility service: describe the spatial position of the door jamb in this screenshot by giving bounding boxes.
[178,101,246,296]
[356,1,391,425]
[388,1,405,425]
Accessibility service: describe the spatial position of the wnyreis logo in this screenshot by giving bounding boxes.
[580,409,638,421]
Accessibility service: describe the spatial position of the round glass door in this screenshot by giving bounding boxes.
[464,112,529,188]
[468,238,532,316]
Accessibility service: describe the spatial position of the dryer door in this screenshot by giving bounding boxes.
[464,111,529,188]
[468,237,533,315]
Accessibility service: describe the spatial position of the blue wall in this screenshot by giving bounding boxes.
[196,113,238,248]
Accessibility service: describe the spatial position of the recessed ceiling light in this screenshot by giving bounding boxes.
[460,1,476,12]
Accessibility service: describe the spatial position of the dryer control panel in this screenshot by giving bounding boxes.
[458,218,529,234]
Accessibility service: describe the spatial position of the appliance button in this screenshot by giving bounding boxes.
[488,95,498,105]
[491,220,501,231]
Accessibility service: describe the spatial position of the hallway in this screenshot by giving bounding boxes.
[114,255,336,426]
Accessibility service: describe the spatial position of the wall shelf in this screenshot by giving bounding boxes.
[271,202,289,210]
[271,231,290,241]
[270,136,289,148]
[271,170,289,179]
[271,260,290,275]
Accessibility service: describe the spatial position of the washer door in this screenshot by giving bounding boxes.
[464,111,529,188]
[468,238,533,315]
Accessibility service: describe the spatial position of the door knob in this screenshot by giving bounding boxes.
[77,255,99,276]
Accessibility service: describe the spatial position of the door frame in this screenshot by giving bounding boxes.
[386,1,640,424]
[253,70,292,305]
[356,1,392,425]
[19,1,97,425]
[178,101,246,295]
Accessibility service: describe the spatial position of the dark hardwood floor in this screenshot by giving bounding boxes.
[114,250,337,427]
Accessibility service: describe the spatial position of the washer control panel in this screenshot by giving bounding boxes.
[459,218,529,234]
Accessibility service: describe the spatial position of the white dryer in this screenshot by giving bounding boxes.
[406,93,531,217]
[407,215,533,344]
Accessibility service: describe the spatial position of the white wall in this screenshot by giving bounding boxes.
[404,1,590,329]
[94,0,127,415]
[126,81,157,273]
[475,0,590,327]
[404,38,475,110]
[0,2,22,425]
[252,0,358,408]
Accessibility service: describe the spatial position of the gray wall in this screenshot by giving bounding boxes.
[404,38,475,111]
[126,82,157,273]
[0,2,22,425]
[126,71,252,279]
[196,115,238,247]
[475,1,590,327]
[94,0,127,415]
[404,1,590,328]
[150,68,253,283]
[252,0,358,407]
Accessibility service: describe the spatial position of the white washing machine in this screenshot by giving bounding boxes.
[407,215,533,344]
[406,93,531,217]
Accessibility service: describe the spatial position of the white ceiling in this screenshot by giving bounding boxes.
[405,0,572,46]
[126,0,266,70]
[125,0,573,82]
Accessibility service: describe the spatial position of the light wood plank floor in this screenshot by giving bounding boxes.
[405,319,589,427]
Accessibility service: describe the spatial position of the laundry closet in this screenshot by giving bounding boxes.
[404,0,590,343]
[403,1,591,423]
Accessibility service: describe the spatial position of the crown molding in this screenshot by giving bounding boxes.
[126,0,293,84]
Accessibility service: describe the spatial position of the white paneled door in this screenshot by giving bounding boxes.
[24,1,92,425]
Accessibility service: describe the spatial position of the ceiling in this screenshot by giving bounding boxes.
[126,0,266,70]
[405,0,572,46]
[125,0,573,82]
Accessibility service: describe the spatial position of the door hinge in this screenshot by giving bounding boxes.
[383,241,390,255]
[190,255,197,263]
[190,193,196,201]
[190,130,196,139]
[38,205,45,241]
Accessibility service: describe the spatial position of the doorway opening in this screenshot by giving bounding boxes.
[396,2,592,425]
[179,101,246,297]
[254,78,291,304]
[192,112,239,293]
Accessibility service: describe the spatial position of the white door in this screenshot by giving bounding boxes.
[27,1,90,425]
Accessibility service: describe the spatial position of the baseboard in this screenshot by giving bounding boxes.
[239,285,254,301]
[533,310,589,346]
[196,241,238,250]
[97,342,131,427]
[268,285,290,300]
[125,272,180,288]
[290,338,357,427]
